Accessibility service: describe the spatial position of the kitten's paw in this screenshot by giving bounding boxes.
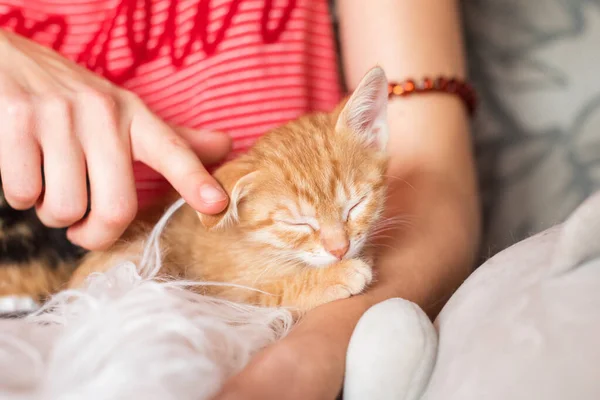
[344,258,373,290]
[323,259,373,301]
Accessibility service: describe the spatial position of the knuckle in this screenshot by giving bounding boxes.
[79,89,117,113]
[118,89,141,107]
[165,138,200,169]
[66,231,108,251]
[93,91,117,112]
[164,134,193,157]
[0,94,32,121]
[38,95,76,140]
[96,199,137,230]
[43,201,87,227]
[81,236,115,251]
[39,94,70,115]
[5,185,40,209]
[81,240,111,251]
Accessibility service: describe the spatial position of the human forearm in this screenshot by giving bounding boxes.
[338,0,471,170]
[338,0,466,84]
[339,0,480,316]
[364,97,480,318]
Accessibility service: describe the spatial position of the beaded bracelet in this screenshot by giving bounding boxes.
[387,76,477,116]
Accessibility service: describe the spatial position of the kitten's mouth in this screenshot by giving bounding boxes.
[302,243,362,268]
[300,254,339,269]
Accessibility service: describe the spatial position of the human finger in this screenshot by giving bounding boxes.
[172,125,232,166]
[129,105,228,215]
[66,91,137,250]
[0,87,42,210]
[34,96,88,227]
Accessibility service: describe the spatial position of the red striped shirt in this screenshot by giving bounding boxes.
[0,0,342,207]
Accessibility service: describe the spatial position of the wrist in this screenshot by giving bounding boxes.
[388,76,476,116]
[384,93,472,176]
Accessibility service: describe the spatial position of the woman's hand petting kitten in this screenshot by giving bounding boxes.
[71,66,390,317]
[0,29,231,251]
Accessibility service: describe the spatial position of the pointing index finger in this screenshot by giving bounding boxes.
[129,107,229,215]
[171,125,232,166]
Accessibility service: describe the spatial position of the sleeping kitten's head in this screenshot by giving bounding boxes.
[199,67,389,267]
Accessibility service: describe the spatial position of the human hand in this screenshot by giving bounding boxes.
[0,30,231,250]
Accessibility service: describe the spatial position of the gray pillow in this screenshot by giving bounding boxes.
[464,0,600,253]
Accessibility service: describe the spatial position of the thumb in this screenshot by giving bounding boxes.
[172,125,232,166]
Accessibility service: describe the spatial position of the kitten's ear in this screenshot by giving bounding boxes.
[335,66,389,151]
[197,162,257,230]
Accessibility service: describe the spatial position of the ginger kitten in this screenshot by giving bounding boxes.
[71,67,390,315]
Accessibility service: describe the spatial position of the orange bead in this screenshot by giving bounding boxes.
[385,77,477,116]
[423,77,433,89]
[392,85,404,95]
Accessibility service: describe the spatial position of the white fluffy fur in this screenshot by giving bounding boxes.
[0,198,293,400]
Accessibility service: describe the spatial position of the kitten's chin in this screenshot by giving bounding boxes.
[298,253,340,268]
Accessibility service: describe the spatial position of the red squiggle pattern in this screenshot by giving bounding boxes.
[1,0,297,84]
[0,9,66,50]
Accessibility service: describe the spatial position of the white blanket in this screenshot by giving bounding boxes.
[0,199,292,400]
[345,190,600,400]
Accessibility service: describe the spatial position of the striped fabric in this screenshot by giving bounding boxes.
[0,0,342,206]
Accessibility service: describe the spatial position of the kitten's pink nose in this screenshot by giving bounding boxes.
[327,242,349,260]
[321,226,350,260]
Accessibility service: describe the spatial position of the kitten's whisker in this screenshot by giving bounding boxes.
[244,254,298,285]
[369,234,396,241]
[372,221,413,231]
[375,215,417,225]
[251,268,277,285]
[374,217,417,227]
[371,225,414,236]
[371,220,416,234]
[382,175,418,192]
[367,243,396,251]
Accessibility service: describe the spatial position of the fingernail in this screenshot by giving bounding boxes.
[199,184,227,204]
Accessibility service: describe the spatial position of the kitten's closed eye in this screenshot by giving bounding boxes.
[275,218,319,232]
[344,196,368,222]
